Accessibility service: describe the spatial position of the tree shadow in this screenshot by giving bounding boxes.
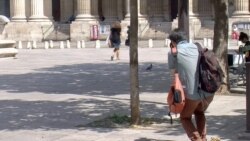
[205,109,246,140]
[0,98,126,131]
[134,138,174,141]
[0,62,171,95]
[0,95,170,131]
[0,61,172,131]
[0,53,246,141]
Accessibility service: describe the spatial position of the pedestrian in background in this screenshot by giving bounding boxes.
[125,26,130,46]
[168,29,214,141]
[232,24,239,40]
[109,21,121,61]
[238,32,250,62]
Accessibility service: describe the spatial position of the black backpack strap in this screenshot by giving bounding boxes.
[194,42,203,92]
[168,112,173,124]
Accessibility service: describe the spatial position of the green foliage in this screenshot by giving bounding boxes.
[82,114,172,128]
[109,114,130,124]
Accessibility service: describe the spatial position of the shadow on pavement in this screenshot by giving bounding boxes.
[206,109,246,140]
[0,57,246,141]
[134,138,174,141]
[0,62,170,95]
[0,98,169,131]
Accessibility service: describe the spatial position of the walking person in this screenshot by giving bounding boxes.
[232,25,239,40]
[125,26,130,46]
[238,32,250,62]
[109,21,121,61]
[168,29,214,141]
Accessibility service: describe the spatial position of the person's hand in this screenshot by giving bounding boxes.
[245,52,249,57]
[170,42,174,48]
[170,43,177,55]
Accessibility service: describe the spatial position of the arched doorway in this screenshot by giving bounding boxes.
[0,0,10,17]
[52,0,61,21]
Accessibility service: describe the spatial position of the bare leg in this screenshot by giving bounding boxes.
[111,49,116,61]
[116,49,120,60]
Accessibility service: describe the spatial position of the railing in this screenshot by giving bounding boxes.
[41,24,54,41]
[41,23,71,41]
[139,22,149,40]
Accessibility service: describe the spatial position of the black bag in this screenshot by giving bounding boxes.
[125,39,129,46]
[195,42,224,93]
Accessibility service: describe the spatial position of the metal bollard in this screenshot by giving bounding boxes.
[246,62,250,132]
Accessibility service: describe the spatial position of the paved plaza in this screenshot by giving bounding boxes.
[0,47,248,141]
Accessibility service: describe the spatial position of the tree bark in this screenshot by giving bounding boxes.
[130,0,141,125]
[212,0,230,94]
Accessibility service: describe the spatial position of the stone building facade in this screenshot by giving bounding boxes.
[0,0,250,42]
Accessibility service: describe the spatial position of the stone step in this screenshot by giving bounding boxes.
[43,32,70,41]
[142,31,167,40]
[0,40,16,48]
[140,22,171,40]
[195,27,214,39]
[0,34,4,40]
[0,40,17,58]
[0,48,18,58]
[43,24,70,41]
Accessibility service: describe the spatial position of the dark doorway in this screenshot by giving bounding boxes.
[170,0,178,21]
[0,0,10,17]
[98,0,105,21]
[52,0,61,22]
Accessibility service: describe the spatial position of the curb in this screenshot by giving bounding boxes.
[230,87,246,94]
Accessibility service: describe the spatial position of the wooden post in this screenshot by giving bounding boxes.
[246,62,250,132]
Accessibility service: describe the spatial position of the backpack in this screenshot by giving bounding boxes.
[195,42,224,93]
[167,73,185,124]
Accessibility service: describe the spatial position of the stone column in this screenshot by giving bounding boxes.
[11,0,26,22]
[124,0,130,20]
[189,0,200,41]
[138,0,147,20]
[138,0,142,18]
[232,0,250,17]
[29,0,48,21]
[75,0,93,21]
[193,0,198,15]
[140,0,147,15]
[189,0,194,16]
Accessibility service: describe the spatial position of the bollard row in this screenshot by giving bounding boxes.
[17,40,100,49]
[17,38,214,49]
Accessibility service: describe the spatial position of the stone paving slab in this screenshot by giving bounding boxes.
[0,48,248,141]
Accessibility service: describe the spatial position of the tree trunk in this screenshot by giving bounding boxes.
[212,0,230,94]
[130,0,140,125]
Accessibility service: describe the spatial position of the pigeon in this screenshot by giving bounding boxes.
[146,64,153,71]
